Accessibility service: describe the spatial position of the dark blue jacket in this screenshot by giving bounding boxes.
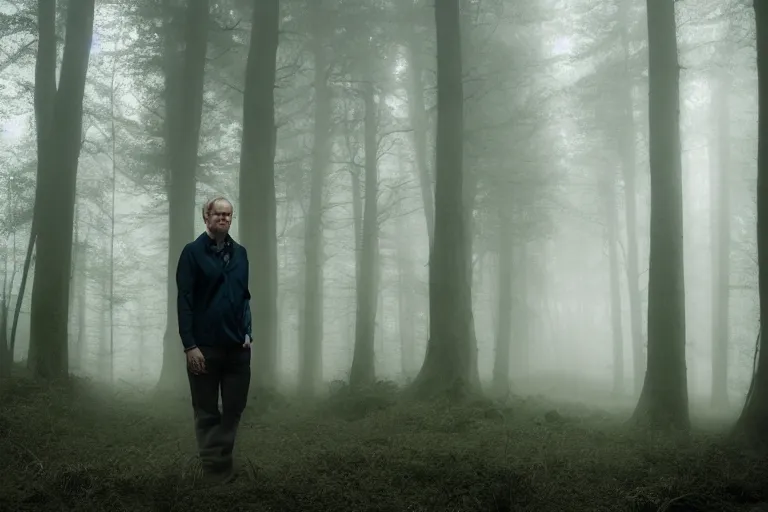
[176,232,252,351]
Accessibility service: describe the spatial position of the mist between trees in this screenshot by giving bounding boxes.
[0,0,766,442]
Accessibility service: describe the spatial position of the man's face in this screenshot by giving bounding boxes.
[205,200,233,235]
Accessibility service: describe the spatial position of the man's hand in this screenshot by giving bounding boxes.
[243,335,251,349]
[186,347,206,375]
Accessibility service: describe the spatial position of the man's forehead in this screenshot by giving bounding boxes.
[211,199,232,212]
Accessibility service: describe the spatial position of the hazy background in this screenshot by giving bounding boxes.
[0,0,757,410]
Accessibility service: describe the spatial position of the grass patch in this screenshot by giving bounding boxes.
[1,374,767,511]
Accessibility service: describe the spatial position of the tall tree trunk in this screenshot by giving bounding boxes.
[100,268,109,379]
[27,0,95,379]
[492,208,512,397]
[11,0,56,373]
[376,289,385,369]
[68,206,80,371]
[0,203,11,373]
[0,297,9,376]
[239,0,280,391]
[710,69,731,409]
[75,261,87,372]
[299,3,332,396]
[734,0,768,442]
[157,0,209,391]
[617,0,645,397]
[631,0,689,430]
[396,183,415,380]
[604,169,625,396]
[511,243,529,379]
[68,204,79,370]
[138,307,146,377]
[409,0,478,400]
[348,104,363,286]
[460,0,482,392]
[108,60,118,385]
[349,79,380,390]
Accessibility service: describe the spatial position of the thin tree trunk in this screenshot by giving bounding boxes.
[396,182,415,380]
[298,3,332,396]
[604,169,625,396]
[492,207,512,397]
[618,0,645,397]
[511,243,529,379]
[349,78,380,390]
[100,268,109,379]
[108,57,118,385]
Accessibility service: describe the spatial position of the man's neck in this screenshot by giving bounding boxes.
[205,229,227,245]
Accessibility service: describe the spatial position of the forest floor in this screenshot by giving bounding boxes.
[1,372,767,512]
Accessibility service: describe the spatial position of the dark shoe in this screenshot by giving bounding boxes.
[201,466,237,486]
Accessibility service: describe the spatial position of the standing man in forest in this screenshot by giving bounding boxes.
[176,196,253,484]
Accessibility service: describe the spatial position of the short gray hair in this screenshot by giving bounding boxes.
[202,196,231,222]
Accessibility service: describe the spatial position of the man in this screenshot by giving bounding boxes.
[176,196,253,484]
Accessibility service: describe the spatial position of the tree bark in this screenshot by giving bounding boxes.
[27,0,96,379]
[239,0,280,391]
[709,69,731,409]
[511,244,529,380]
[396,162,416,380]
[734,0,768,442]
[10,0,56,375]
[349,78,380,390]
[604,168,625,396]
[492,210,512,397]
[409,0,479,400]
[298,2,332,396]
[631,0,689,430]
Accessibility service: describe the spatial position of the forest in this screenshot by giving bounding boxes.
[1,0,768,510]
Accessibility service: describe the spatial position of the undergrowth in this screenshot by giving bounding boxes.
[0,374,767,512]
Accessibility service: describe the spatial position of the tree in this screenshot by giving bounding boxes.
[239,0,280,391]
[349,60,380,390]
[409,0,478,399]
[298,1,333,396]
[27,0,96,379]
[157,0,210,390]
[734,0,768,443]
[630,0,689,430]
[709,63,732,409]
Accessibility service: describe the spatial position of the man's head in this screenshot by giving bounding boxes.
[202,196,233,237]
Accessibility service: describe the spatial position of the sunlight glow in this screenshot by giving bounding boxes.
[551,35,573,56]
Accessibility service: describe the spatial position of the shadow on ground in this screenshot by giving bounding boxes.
[1,374,767,512]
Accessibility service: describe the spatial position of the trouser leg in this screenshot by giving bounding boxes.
[187,346,223,473]
[213,346,251,471]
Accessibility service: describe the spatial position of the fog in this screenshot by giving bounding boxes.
[5,0,768,509]
[0,0,759,413]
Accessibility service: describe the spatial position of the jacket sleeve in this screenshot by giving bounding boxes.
[242,247,253,339]
[176,245,197,351]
